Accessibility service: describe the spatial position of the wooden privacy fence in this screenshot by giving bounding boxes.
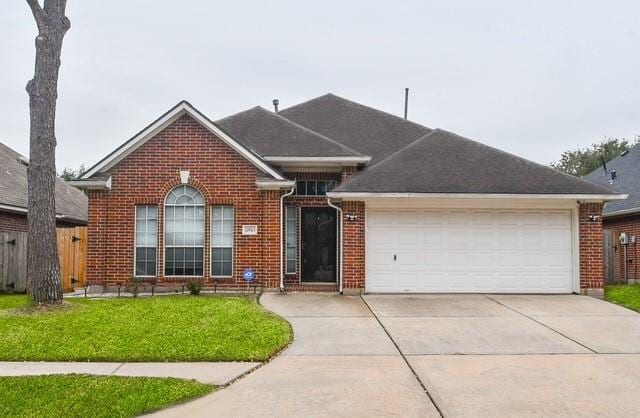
[0,226,86,293]
[603,229,621,284]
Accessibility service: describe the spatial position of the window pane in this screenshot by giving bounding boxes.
[307,181,317,195]
[317,181,327,195]
[135,205,157,276]
[222,262,232,276]
[287,260,296,273]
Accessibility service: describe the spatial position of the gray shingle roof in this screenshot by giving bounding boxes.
[279,93,431,163]
[0,143,88,224]
[216,106,365,158]
[584,144,640,216]
[334,129,618,195]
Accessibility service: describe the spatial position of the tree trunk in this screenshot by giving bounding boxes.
[26,0,70,304]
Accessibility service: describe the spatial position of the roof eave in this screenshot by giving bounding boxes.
[255,180,296,190]
[603,206,640,219]
[326,192,629,201]
[263,156,371,167]
[70,177,112,190]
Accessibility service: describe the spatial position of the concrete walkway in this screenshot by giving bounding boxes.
[0,361,259,385]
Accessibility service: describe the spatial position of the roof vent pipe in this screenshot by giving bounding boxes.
[610,170,617,182]
[403,88,409,119]
[272,99,279,113]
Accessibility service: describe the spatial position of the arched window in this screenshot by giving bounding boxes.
[164,185,205,276]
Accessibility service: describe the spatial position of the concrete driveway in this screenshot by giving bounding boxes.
[365,294,640,417]
[155,293,640,417]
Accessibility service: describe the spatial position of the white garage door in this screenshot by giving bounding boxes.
[366,209,574,293]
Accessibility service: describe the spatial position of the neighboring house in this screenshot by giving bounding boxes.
[585,144,640,282]
[72,94,624,295]
[0,142,88,292]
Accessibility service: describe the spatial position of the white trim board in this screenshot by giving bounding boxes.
[327,192,628,201]
[81,101,284,181]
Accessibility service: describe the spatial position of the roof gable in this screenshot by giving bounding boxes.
[279,93,431,163]
[215,106,367,159]
[333,129,620,196]
[584,143,640,215]
[81,101,284,181]
[0,143,88,223]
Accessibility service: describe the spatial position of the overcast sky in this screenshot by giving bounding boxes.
[1,0,639,170]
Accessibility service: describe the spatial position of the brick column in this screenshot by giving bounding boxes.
[342,201,365,291]
[261,189,281,288]
[579,202,604,293]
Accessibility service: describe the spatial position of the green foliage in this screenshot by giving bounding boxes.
[0,295,291,362]
[605,284,640,312]
[126,277,144,298]
[551,137,638,177]
[0,374,212,418]
[186,279,203,295]
[58,164,86,181]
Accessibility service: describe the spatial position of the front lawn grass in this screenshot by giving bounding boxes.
[0,295,291,362]
[0,374,212,418]
[0,293,30,310]
[605,284,640,312]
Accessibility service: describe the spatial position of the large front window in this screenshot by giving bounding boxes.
[164,185,205,276]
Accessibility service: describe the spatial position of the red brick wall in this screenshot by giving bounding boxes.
[342,201,365,289]
[85,114,282,287]
[0,211,28,232]
[579,202,604,290]
[603,214,640,281]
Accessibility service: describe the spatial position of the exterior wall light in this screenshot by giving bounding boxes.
[345,214,358,221]
[588,215,600,222]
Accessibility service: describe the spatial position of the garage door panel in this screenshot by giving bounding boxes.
[366,208,574,294]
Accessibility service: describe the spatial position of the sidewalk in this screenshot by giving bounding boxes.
[0,361,259,385]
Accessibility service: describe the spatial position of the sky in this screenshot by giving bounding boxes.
[1,0,639,171]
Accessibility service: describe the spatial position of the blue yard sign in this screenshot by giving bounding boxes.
[243,268,255,282]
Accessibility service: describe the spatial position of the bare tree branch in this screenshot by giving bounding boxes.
[26,0,45,29]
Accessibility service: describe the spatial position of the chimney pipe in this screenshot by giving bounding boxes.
[403,88,409,119]
[272,99,279,113]
[600,156,607,173]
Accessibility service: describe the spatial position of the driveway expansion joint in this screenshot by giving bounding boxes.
[360,295,445,418]
[483,295,598,354]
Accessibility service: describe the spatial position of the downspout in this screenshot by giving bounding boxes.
[327,198,344,294]
[280,185,296,291]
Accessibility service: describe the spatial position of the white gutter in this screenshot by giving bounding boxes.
[326,198,344,294]
[70,177,112,190]
[263,156,371,163]
[280,185,296,291]
[256,180,296,190]
[603,207,640,218]
[327,192,628,201]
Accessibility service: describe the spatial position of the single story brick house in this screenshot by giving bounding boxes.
[72,94,625,294]
[584,143,640,282]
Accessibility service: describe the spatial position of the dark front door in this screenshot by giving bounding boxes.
[301,207,337,283]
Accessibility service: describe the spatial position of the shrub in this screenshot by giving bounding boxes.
[186,279,202,296]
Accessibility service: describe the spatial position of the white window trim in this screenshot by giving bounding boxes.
[163,185,205,278]
[134,205,158,278]
[210,205,234,278]
[285,206,297,275]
